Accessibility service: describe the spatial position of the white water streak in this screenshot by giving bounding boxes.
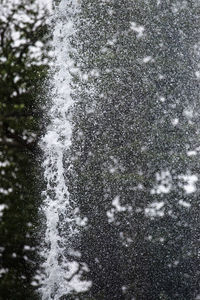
[40,1,79,299]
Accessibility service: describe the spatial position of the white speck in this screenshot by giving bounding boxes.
[178,200,191,208]
[195,71,200,79]
[171,118,179,126]
[130,22,145,38]
[151,170,172,195]
[187,150,197,156]
[0,204,8,217]
[158,74,165,79]
[112,196,126,212]
[160,96,166,102]
[142,56,152,63]
[183,108,193,119]
[179,174,198,194]
[145,201,165,217]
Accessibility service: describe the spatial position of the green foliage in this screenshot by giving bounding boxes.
[0,0,49,298]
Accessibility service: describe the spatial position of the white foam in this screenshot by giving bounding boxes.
[39,1,80,299]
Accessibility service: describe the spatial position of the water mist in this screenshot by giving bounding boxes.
[39,1,79,299]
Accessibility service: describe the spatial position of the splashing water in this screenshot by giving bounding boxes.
[39,1,79,299]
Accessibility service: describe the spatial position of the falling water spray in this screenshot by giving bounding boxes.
[39,1,79,299]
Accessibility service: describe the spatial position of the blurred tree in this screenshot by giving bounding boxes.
[0,0,49,299]
[69,0,200,299]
